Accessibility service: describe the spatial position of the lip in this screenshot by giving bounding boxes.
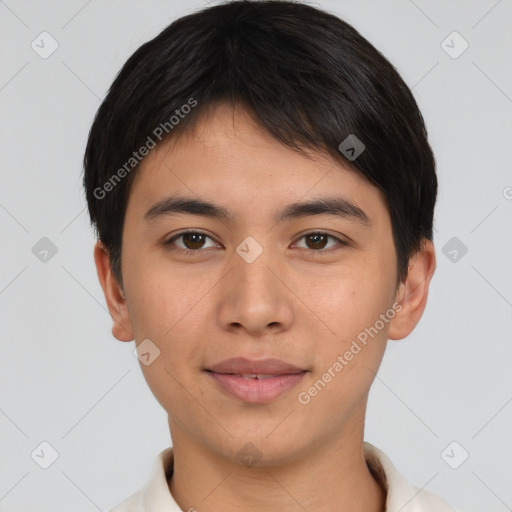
[205,357,307,404]
[206,357,305,375]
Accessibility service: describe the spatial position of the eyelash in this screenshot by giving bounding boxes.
[163,230,349,256]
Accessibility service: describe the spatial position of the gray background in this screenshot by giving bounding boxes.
[1,0,511,511]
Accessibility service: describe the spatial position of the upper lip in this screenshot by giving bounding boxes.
[206,357,305,375]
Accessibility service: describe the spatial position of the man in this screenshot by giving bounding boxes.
[84,1,460,510]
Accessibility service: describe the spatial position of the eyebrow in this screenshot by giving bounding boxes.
[144,195,371,227]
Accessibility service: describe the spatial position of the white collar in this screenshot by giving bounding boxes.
[111,442,459,511]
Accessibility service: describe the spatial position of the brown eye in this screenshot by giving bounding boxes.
[181,233,207,250]
[305,233,328,249]
[295,232,346,251]
[164,231,218,252]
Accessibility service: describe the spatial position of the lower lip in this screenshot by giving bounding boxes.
[206,371,307,404]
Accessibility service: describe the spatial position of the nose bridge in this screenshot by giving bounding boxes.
[218,235,293,334]
[233,234,281,303]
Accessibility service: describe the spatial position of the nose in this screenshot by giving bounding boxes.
[217,243,294,337]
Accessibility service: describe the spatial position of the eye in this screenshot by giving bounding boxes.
[293,232,348,252]
[163,230,348,255]
[164,231,219,253]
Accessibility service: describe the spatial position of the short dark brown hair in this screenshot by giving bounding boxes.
[83,0,437,289]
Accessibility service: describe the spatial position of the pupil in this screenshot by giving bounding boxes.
[185,233,204,249]
[307,234,326,249]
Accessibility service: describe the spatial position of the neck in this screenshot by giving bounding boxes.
[167,418,386,512]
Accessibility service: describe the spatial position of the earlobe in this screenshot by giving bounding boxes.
[388,239,436,341]
[93,241,134,342]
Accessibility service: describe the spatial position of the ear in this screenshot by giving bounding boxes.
[388,239,436,341]
[93,240,134,342]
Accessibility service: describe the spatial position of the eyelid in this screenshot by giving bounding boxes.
[291,232,349,251]
[165,229,220,250]
[292,229,352,248]
[163,230,349,253]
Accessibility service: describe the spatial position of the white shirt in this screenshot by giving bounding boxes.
[110,442,460,511]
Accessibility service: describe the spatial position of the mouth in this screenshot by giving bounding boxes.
[206,356,306,375]
[209,373,296,379]
[204,357,308,403]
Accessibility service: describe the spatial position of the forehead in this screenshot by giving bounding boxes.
[126,103,390,230]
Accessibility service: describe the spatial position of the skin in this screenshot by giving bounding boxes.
[95,103,436,512]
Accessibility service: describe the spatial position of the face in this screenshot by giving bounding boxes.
[96,103,434,466]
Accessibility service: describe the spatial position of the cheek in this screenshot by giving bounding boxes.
[125,265,208,383]
[310,263,390,334]
[298,287,390,419]
[124,247,191,336]
[304,261,393,383]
